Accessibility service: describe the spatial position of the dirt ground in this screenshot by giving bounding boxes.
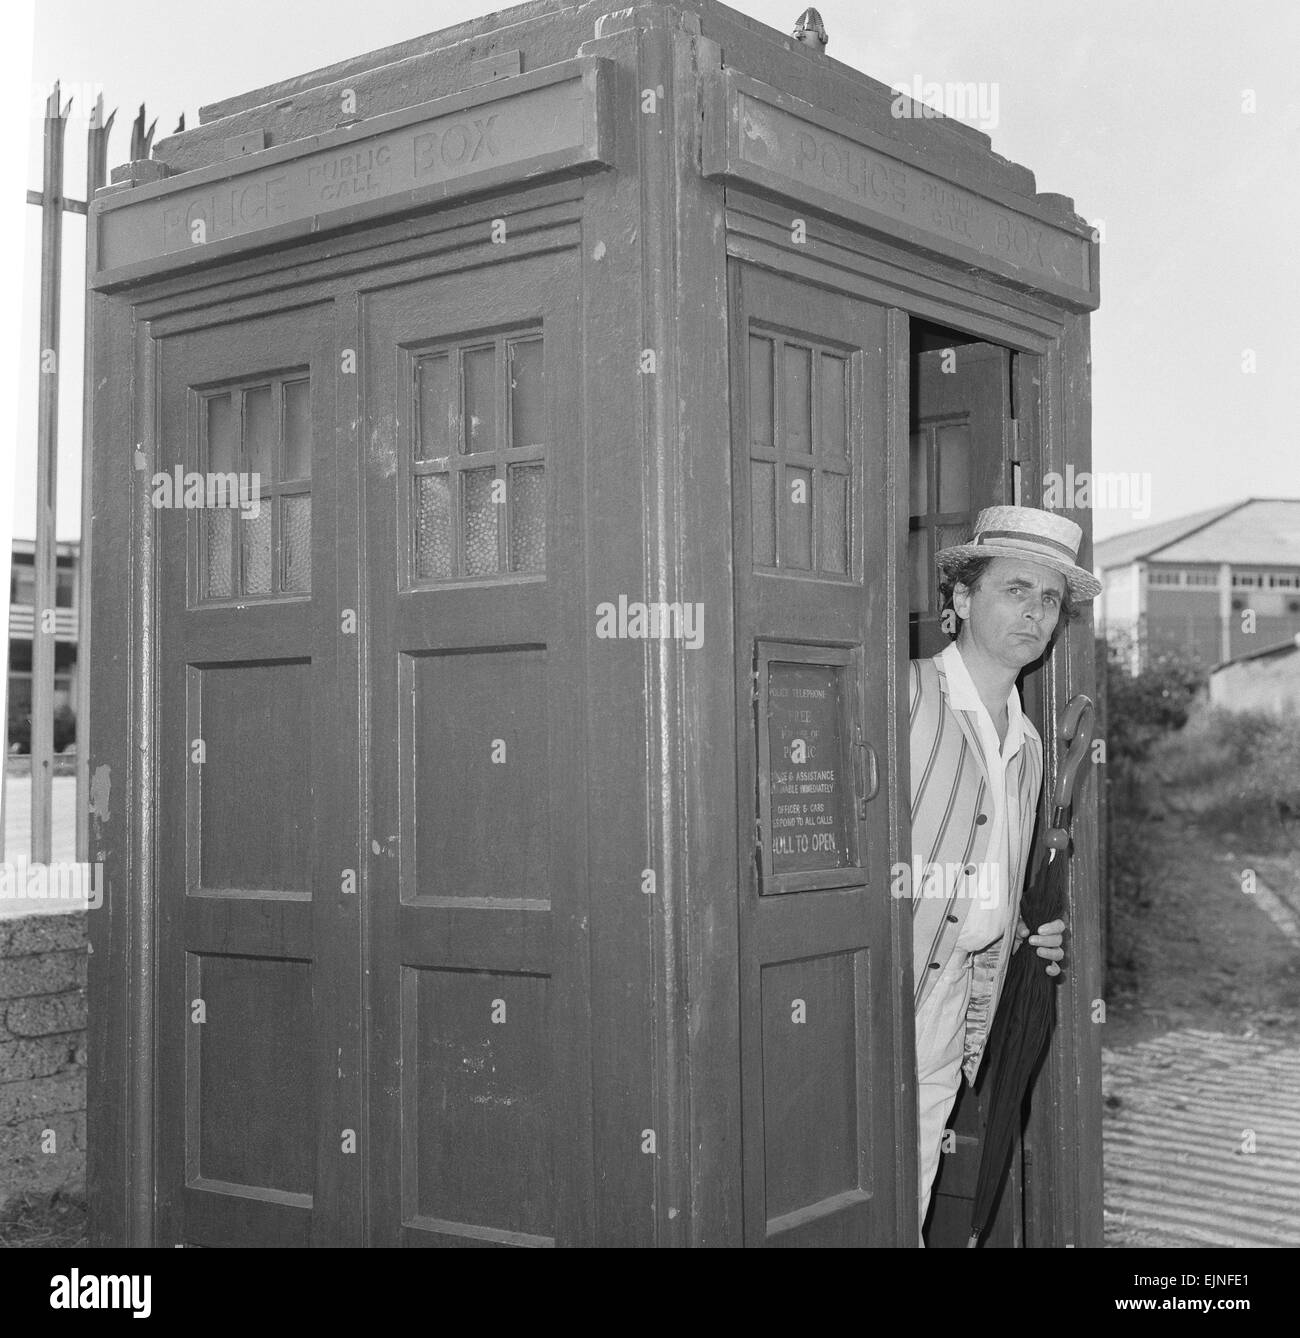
[1102,804,1300,1248]
[1105,810,1300,1049]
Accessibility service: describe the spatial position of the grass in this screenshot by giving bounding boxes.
[1105,700,1300,984]
[0,1188,89,1248]
[1134,705,1300,854]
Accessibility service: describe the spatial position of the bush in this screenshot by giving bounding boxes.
[1101,633,1204,773]
[5,705,76,754]
[53,704,76,753]
[1142,705,1300,849]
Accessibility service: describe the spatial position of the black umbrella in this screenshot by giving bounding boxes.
[967,693,1096,1248]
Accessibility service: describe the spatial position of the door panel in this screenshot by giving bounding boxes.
[907,339,1023,1248]
[362,252,592,1247]
[909,342,1012,658]
[730,263,901,1246]
[154,304,343,1247]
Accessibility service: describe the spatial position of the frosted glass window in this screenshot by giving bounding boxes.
[509,465,546,573]
[198,374,312,601]
[411,330,546,582]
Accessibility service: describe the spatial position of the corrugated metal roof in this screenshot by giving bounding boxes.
[1094,499,1300,569]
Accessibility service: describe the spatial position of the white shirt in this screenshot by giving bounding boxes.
[938,640,1027,953]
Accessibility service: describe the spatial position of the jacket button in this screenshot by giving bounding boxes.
[976,813,988,825]
[964,864,976,876]
[947,914,959,923]
[928,961,941,969]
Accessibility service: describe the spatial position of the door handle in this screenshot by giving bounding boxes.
[853,730,879,817]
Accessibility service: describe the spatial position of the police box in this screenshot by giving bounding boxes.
[85,0,1102,1247]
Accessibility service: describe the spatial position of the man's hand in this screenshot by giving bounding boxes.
[1015,917,1066,976]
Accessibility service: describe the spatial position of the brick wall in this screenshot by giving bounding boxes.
[0,912,87,1211]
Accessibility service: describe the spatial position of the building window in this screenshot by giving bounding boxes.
[1148,568,1183,586]
[409,331,546,582]
[749,332,851,577]
[9,560,76,608]
[197,374,312,601]
[1231,572,1264,588]
[1185,569,1218,588]
[10,561,35,606]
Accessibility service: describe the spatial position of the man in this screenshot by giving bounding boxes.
[909,505,1102,1244]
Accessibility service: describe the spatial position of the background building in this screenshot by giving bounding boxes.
[7,537,80,752]
[1095,498,1300,672]
[1209,635,1300,715]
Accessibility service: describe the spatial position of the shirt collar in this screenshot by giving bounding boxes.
[939,640,1026,757]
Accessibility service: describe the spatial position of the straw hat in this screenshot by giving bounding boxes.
[934,505,1102,601]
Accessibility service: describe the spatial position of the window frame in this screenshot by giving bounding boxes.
[401,324,547,589]
[746,324,856,581]
[192,367,313,605]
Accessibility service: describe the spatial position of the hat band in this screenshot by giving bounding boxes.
[974,528,1079,561]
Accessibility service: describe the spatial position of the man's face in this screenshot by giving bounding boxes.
[953,556,1067,670]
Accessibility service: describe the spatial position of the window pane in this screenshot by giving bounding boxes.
[243,386,274,481]
[283,379,311,480]
[463,469,500,576]
[509,464,546,573]
[462,347,496,455]
[820,472,848,574]
[281,496,311,592]
[206,512,233,598]
[751,461,775,566]
[12,565,35,605]
[414,474,453,579]
[416,354,451,462]
[909,528,929,612]
[937,423,971,514]
[749,336,773,447]
[240,507,272,594]
[783,345,812,454]
[509,339,545,448]
[909,431,928,515]
[207,393,237,475]
[820,355,846,458]
[936,524,969,575]
[783,466,812,569]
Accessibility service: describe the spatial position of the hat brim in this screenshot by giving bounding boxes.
[935,541,1102,601]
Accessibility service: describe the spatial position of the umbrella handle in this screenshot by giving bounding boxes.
[1051,694,1095,811]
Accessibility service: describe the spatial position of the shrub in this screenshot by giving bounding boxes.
[1147,705,1300,849]
[1101,633,1204,773]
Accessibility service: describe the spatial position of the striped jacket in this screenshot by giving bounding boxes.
[908,647,1043,1084]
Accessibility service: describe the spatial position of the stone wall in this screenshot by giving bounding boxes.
[0,912,87,1211]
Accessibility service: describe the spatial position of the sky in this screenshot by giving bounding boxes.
[1,0,1297,548]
